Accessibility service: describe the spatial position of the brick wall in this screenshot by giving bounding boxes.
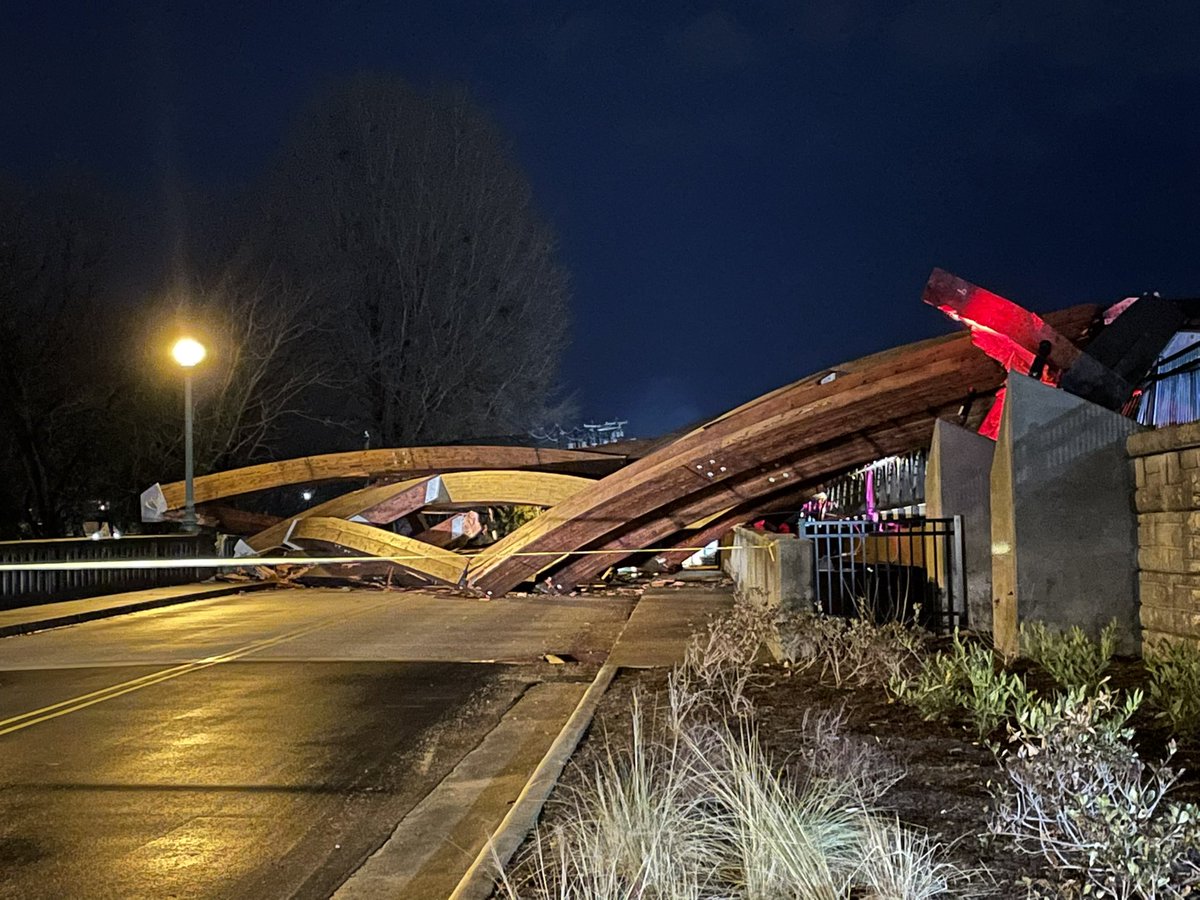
[1129,422,1200,648]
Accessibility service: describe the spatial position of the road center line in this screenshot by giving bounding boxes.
[0,599,397,738]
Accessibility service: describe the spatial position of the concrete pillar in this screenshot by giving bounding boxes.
[990,373,1142,657]
[722,526,814,613]
[925,418,995,634]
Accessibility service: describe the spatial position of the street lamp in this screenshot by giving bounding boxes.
[171,337,206,533]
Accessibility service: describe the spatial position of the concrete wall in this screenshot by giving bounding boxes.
[1128,421,1200,649]
[722,526,813,613]
[925,418,994,633]
[991,373,1142,658]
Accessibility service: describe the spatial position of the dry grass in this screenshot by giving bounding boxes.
[497,603,981,899]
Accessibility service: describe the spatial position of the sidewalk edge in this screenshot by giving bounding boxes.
[0,582,274,638]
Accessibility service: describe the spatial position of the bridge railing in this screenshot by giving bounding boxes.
[0,534,214,610]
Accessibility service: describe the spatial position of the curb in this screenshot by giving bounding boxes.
[447,662,619,900]
[0,582,275,638]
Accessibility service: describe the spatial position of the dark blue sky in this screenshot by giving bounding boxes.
[4,2,1200,436]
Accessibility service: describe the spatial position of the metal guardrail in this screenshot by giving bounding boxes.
[0,534,214,610]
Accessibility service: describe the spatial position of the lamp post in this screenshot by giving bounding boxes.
[171,337,206,533]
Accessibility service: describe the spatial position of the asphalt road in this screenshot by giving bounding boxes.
[0,589,633,899]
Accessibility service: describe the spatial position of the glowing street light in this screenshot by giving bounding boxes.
[171,336,206,368]
[172,337,206,533]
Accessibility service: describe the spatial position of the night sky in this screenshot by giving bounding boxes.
[4,2,1200,437]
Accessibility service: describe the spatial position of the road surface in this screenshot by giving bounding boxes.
[0,588,632,899]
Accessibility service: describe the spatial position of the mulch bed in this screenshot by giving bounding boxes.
[538,655,1200,895]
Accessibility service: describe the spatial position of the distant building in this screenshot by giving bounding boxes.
[529,420,629,449]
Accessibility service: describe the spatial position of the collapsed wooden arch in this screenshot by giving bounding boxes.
[285,517,469,585]
[140,445,626,521]
[237,470,594,555]
[146,271,1124,596]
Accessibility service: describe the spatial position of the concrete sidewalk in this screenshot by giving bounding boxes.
[332,584,735,899]
[0,581,272,638]
[608,585,734,667]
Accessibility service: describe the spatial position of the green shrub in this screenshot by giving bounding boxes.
[1147,638,1200,741]
[1021,619,1118,690]
[491,504,542,537]
[959,642,1035,741]
[890,632,1035,740]
[888,636,969,722]
[990,686,1200,897]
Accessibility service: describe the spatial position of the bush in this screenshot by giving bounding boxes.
[790,706,905,805]
[990,686,1200,898]
[959,642,1036,741]
[891,631,1035,740]
[887,636,969,722]
[1021,619,1118,690]
[1147,638,1200,742]
[668,602,771,729]
[776,607,925,688]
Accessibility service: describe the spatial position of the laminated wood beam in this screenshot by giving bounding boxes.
[238,470,593,555]
[922,268,1089,374]
[541,413,941,591]
[141,446,624,521]
[424,470,591,509]
[239,476,437,554]
[415,511,482,549]
[640,491,809,573]
[285,517,468,586]
[465,305,1098,595]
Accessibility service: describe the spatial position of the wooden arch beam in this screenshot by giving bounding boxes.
[141,446,625,522]
[237,470,594,555]
[464,304,1100,595]
[285,517,468,586]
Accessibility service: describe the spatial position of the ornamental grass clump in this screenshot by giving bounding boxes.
[498,696,719,900]
[1146,638,1200,742]
[990,686,1200,899]
[500,600,981,899]
[855,814,981,900]
[1021,619,1118,691]
[686,720,979,899]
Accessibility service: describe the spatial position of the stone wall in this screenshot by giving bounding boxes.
[1128,421,1200,648]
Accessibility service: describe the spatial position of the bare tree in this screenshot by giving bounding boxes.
[259,76,574,445]
[125,269,340,483]
[0,181,116,536]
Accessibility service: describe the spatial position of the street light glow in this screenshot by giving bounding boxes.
[172,337,207,368]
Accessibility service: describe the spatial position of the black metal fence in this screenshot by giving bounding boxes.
[0,534,214,610]
[802,516,965,633]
